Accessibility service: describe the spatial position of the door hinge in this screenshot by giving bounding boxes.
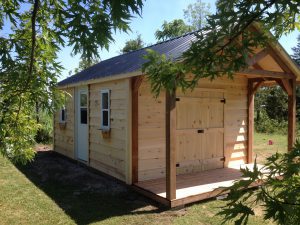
[220,98,226,104]
[197,129,204,133]
[220,157,226,161]
[176,98,180,101]
[176,163,180,167]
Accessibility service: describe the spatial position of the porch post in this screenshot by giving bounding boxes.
[247,79,254,163]
[288,78,296,151]
[131,77,140,183]
[166,90,176,200]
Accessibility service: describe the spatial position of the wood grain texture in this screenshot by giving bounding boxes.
[54,88,75,158]
[288,78,296,151]
[138,80,166,181]
[138,75,249,181]
[247,80,254,163]
[166,90,176,200]
[175,91,225,174]
[89,79,130,182]
[131,77,139,183]
[135,164,263,207]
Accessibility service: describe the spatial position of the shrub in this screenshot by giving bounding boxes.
[255,110,288,135]
[35,110,53,144]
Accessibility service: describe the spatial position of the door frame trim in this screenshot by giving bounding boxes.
[75,85,89,163]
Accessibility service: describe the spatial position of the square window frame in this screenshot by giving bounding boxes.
[100,89,110,130]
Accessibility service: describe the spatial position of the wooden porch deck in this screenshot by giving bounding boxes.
[134,164,262,207]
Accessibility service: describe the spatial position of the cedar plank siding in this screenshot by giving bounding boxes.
[137,75,248,181]
[89,79,130,182]
[54,88,75,159]
[138,80,166,181]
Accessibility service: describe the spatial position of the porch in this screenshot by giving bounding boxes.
[131,35,299,207]
[133,164,263,207]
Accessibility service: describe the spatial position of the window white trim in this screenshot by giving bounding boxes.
[59,107,66,123]
[100,89,110,130]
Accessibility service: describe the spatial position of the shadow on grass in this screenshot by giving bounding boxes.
[15,150,167,225]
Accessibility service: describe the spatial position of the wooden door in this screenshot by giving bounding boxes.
[176,90,225,174]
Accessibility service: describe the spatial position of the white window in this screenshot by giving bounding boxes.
[100,89,110,130]
[59,107,66,123]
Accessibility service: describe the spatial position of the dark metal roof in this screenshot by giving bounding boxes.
[58,32,197,86]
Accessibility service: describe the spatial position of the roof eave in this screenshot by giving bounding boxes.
[57,70,143,89]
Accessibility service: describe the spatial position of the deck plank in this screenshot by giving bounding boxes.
[135,164,262,202]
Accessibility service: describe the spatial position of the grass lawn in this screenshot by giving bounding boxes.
[253,132,287,164]
[0,136,283,225]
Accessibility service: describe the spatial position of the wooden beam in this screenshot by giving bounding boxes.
[288,78,296,151]
[133,76,144,92]
[274,79,287,94]
[131,184,170,207]
[252,80,264,93]
[247,79,255,163]
[131,77,139,183]
[239,69,294,79]
[246,49,269,67]
[166,90,176,200]
[268,48,294,75]
[281,79,293,96]
[253,63,264,70]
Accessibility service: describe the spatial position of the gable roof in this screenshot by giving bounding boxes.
[58,32,197,87]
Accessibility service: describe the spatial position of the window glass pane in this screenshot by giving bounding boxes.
[80,93,87,107]
[102,92,108,109]
[61,109,65,121]
[102,111,108,126]
[80,108,87,124]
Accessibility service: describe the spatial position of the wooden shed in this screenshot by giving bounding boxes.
[54,25,300,207]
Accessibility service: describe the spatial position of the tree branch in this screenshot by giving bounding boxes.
[29,0,40,76]
[214,0,277,54]
[260,185,300,206]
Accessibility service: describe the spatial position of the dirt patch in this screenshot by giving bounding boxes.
[30,146,127,195]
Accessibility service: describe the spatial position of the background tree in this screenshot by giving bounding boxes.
[71,57,101,74]
[121,34,145,53]
[0,0,143,163]
[183,0,211,30]
[292,35,300,66]
[155,19,193,42]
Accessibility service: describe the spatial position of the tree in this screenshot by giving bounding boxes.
[155,19,193,42]
[143,1,300,97]
[292,34,300,66]
[72,57,101,74]
[218,143,300,225]
[0,0,143,164]
[121,34,145,53]
[183,0,211,30]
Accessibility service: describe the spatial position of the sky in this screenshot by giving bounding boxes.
[6,0,298,81]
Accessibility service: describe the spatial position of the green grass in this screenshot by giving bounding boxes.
[0,137,285,225]
[253,132,287,164]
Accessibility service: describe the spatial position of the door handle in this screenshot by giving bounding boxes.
[197,129,204,133]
